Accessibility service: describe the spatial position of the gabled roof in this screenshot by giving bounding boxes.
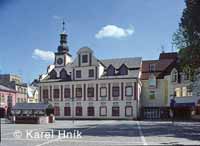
[141,59,177,80]
[101,57,142,69]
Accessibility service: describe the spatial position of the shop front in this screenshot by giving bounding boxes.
[174,102,195,120]
[11,103,54,124]
[142,107,170,120]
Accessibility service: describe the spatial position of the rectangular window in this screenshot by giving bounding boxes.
[76,88,82,98]
[17,98,20,103]
[43,89,48,99]
[64,107,71,116]
[88,69,94,77]
[125,106,133,117]
[175,88,181,97]
[53,89,59,98]
[112,86,120,97]
[54,106,60,116]
[0,94,5,103]
[87,87,94,97]
[76,70,82,78]
[76,106,82,116]
[100,87,107,97]
[87,107,95,116]
[182,87,187,97]
[82,55,88,63]
[125,86,133,97]
[149,64,156,72]
[187,86,193,96]
[64,88,70,98]
[112,107,120,116]
[149,91,155,100]
[100,106,107,116]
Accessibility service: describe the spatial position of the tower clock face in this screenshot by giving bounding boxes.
[57,58,63,65]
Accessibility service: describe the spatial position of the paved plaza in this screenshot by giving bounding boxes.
[1,119,200,146]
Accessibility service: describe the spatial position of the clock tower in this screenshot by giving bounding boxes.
[54,21,72,67]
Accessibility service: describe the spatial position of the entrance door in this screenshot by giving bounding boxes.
[0,107,5,118]
[144,108,160,119]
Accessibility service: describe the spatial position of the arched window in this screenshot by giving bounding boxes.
[118,64,128,75]
[60,69,71,81]
[171,70,178,82]
[107,65,115,76]
[49,70,57,79]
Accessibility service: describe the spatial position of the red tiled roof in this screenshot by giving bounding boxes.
[141,59,176,80]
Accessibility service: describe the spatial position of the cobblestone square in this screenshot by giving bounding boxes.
[1,120,200,146]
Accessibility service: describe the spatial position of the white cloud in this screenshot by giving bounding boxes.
[53,15,62,20]
[95,25,134,39]
[32,49,54,61]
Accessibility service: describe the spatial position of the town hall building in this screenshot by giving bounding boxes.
[38,26,142,119]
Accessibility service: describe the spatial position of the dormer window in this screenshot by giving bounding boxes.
[107,65,115,76]
[49,70,57,79]
[118,64,128,75]
[60,69,71,81]
[82,55,88,63]
[149,64,155,72]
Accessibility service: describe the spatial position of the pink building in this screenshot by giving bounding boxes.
[0,84,17,117]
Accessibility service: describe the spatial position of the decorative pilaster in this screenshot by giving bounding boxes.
[134,82,137,100]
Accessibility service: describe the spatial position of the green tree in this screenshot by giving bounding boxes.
[173,0,200,79]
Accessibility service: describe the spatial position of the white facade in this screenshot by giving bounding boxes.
[38,32,142,120]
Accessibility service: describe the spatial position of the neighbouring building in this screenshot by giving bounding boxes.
[38,29,142,120]
[27,85,39,103]
[0,84,17,117]
[0,74,28,103]
[192,69,200,118]
[169,66,200,119]
[141,52,200,120]
[141,52,178,119]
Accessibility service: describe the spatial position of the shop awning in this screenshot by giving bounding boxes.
[12,103,53,110]
[175,102,195,107]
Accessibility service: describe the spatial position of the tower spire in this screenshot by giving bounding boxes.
[57,20,69,53]
[62,20,65,33]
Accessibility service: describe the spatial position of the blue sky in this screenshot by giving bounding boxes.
[0,0,185,83]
